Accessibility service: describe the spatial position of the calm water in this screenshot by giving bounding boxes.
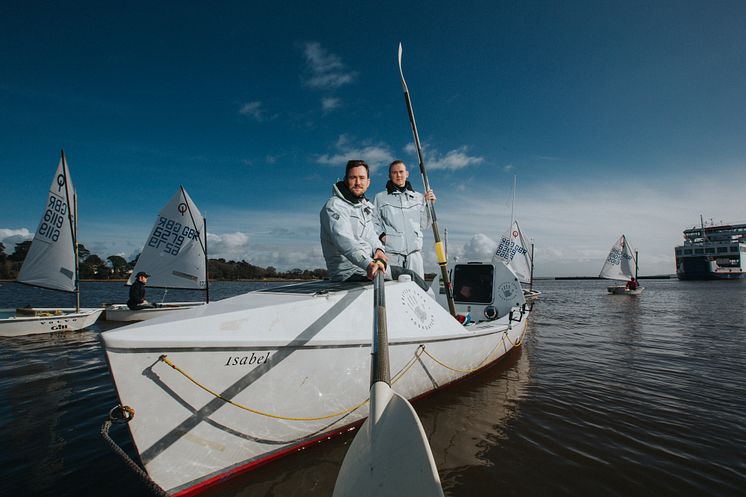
[1,279,744,496]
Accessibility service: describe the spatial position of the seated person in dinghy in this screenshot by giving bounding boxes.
[625,277,639,291]
[127,271,157,310]
[319,159,428,291]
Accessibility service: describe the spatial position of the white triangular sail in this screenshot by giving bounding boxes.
[128,186,207,290]
[599,234,637,281]
[492,221,532,284]
[17,156,77,292]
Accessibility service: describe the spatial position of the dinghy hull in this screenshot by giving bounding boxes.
[0,308,103,337]
[102,279,528,495]
[607,285,644,295]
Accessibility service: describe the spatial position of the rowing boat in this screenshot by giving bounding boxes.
[102,260,528,495]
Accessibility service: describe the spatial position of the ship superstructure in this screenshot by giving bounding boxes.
[675,222,746,280]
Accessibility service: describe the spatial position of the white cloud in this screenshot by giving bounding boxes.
[404,143,484,171]
[316,135,394,173]
[416,168,746,277]
[321,96,341,111]
[208,232,251,260]
[0,228,33,253]
[503,164,514,172]
[239,101,264,120]
[462,233,498,261]
[302,42,357,90]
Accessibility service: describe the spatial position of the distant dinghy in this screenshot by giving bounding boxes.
[493,220,540,300]
[105,186,208,322]
[600,234,644,295]
[0,151,102,337]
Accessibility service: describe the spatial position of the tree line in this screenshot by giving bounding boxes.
[0,241,328,281]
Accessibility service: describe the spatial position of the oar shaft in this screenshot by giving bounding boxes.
[371,272,390,386]
[398,44,456,316]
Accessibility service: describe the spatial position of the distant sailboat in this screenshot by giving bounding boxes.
[600,234,644,295]
[0,151,103,337]
[105,186,208,321]
[493,221,540,300]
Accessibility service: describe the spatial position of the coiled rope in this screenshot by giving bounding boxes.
[100,405,168,497]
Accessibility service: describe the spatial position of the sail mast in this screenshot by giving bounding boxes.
[529,242,535,292]
[509,175,516,236]
[74,190,80,311]
[60,150,81,311]
[204,216,209,303]
[635,250,639,280]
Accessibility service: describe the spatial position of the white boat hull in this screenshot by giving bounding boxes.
[0,307,103,337]
[607,285,644,295]
[102,279,529,495]
[523,288,541,300]
[105,302,206,322]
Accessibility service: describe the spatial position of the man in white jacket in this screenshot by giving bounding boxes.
[320,160,388,282]
[373,160,436,278]
[320,160,430,291]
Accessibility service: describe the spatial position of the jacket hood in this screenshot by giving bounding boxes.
[386,180,415,194]
[334,180,368,204]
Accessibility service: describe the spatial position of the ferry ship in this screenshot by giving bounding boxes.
[675,222,746,280]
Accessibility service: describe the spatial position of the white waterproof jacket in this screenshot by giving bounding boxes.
[374,184,431,256]
[320,182,385,281]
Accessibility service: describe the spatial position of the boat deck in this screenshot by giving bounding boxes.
[258,280,369,295]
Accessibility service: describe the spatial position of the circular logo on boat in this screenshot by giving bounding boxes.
[497,281,517,303]
[400,288,435,331]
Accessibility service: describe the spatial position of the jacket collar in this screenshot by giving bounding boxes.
[334,181,368,204]
[386,180,414,194]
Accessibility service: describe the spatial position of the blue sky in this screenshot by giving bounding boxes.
[2,1,745,276]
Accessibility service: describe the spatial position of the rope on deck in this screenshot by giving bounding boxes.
[100,405,169,497]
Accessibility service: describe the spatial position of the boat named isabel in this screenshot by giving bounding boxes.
[102,261,529,495]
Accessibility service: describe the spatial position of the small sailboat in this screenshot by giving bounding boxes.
[105,186,208,321]
[493,221,541,300]
[600,234,644,295]
[0,151,103,337]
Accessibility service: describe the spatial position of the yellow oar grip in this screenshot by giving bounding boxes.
[435,241,446,264]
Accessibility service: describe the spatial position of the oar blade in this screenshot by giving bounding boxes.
[333,382,444,497]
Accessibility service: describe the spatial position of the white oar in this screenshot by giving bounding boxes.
[333,272,444,497]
